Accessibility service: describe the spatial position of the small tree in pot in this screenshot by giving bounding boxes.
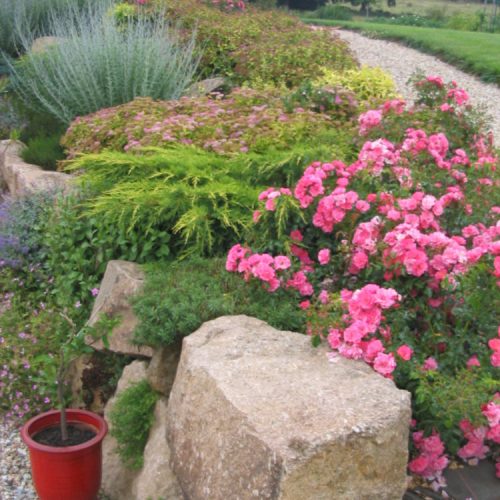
[21,309,115,500]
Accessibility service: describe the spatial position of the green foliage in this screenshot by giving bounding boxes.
[282,81,358,121]
[63,134,357,258]
[310,2,354,21]
[0,0,94,57]
[164,0,356,87]
[65,148,258,257]
[5,1,199,124]
[314,65,398,106]
[409,368,498,454]
[61,88,345,158]
[43,194,171,304]
[132,257,306,347]
[445,11,483,32]
[109,380,158,469]
[21,133,65,171]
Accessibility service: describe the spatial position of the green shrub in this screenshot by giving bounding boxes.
[109,380,158,469]
[312,3,354,21]
[21,133,65,171]
[5,1,199,124]
[409,368,499,454]
[132,257,306,347]
[163,0,356,87]
[445,12,482,32]
[61,88,347,158]
[62,133,357,257]
[42,194,171,305]
[282,81,358,120]
[315,65,398,107]
[367,14,443,29]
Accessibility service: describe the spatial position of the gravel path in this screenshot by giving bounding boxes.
[334,29,500,146]
[0,422,37,499]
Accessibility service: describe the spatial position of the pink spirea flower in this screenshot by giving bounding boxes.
[91,288,100,297]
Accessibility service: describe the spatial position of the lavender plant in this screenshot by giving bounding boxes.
[0,192,54,268]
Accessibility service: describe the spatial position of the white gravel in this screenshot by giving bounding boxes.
[0,421,37,499]
[334,28,500,146]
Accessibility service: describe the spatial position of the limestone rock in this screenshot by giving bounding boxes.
[167,315,411,500]
[184,77,227,97]
[101,360,148,500]
[131,398,184,500]
[88,260,153,358]
[0,140,72,198]
[146,342,182,396]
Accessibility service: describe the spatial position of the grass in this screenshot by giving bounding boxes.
[375,0,496,18]
[304,18,500,85]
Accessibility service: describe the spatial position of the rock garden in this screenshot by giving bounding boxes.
[0,0,498,499]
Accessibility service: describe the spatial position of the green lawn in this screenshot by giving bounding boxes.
[304,19,500,85]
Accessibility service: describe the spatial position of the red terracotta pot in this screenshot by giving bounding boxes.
[21,409,108,500]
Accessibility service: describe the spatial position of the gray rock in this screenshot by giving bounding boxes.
[167,315,411,500]
[131,397,183,500]
[0,140,72,198]
[184,77,227,97]
[87,260,153,358]
[146,342,182,396]
[101,360,148,500]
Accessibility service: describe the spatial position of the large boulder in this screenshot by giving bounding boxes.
[167,315,411,500]
[88,260,153,357]
[130,397,183,500]
[0,140,72,198]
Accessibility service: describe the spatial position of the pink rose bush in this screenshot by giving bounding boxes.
[226,77,499,482]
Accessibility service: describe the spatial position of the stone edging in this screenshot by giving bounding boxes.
[0,140,73,199]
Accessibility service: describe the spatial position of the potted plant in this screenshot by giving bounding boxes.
[21,310,112,500]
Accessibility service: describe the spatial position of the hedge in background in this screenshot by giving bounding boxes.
[152,0,357,87]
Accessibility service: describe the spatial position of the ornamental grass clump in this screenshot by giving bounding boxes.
[0,0,93,57]
[226,76,500,486]
[5,1,199,124]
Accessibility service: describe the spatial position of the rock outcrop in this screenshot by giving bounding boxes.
[131,398,183,500]
[101,360,182,500]
[184,77,227,97]
[0,140,72,198]
[101,361,148,499]
[167,315,411,500]
[87,260,153,358]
